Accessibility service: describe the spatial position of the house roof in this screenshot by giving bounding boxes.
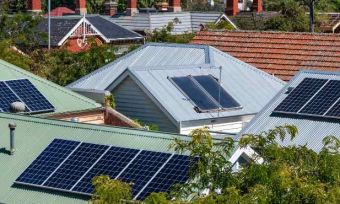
[239,70,340,153]
[43,7,75,17]
[0,59,99,115]
[106,12,224,34]
[36,15,143,46]
[191,30,340,81]
[319,13,340,33]
[0,111,197,203]
[68,43,284,123]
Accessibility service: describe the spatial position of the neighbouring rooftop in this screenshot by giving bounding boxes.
[239,70,340,153]
[191,30,340,81]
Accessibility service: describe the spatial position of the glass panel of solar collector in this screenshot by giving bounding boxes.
[170,75,240,112]
[0,79,54,113]
[273,78,340,118]
[15,139,193,200]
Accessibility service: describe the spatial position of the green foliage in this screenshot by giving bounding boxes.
[0,14,43,52]
[205,21,236,31]
[264,0,309,32]
[87,0,105,14]
[89,126,340,203]
[91,175,132,204]
[104,94,116,109]
[146,18,195,44]
[132,119,159,131]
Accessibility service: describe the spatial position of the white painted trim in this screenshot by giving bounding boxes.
[57,20,84,46]
[229,146,263,165]
[215,14,238,30]
[333,21,340,33]
[57,17,110,46]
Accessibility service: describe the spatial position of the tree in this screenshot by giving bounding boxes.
[90,125,340,203]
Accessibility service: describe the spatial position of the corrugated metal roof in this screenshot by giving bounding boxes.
[106,12,223,34]
[0,112,195,203]
[68,43,284,123]
[239,70,340,152]
[0,59,99,115]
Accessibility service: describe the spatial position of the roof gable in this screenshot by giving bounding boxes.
[0,59,99,114]
[36,16,143,47]
[69,43,284,122]
[240,70,340,152]
[191,30,340,81]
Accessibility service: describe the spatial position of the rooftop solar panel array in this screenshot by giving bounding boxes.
[273,78,340,119]
[0,79,55,114]
[170,75,241,113]
[15,139,194,200]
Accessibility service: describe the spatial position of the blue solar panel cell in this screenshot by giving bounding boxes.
[16,139,79,185]
[44,143,109,190]
[136,154,192,200]
[193,75,240,109]
[6,79,54,113]
[171,76,219,112]
[72,147,139,194]
[118,151,171,197]
[274,78,328,113]
[0,81,22,112]
[300,80,340,116]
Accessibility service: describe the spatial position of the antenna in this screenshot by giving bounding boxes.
[48,0,51,50]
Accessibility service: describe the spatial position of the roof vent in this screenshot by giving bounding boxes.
[10,102,26,113]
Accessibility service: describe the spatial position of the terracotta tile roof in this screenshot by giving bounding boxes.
[191,30,340,81]
[44,7,75,17]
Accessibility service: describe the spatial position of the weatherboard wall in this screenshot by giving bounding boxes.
[112,76,178,133]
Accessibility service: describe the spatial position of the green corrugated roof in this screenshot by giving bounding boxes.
[0,59,99,114]
[0,112,194,204]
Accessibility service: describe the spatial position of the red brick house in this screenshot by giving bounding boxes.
[36,15,144,52]
[191,30,340,81]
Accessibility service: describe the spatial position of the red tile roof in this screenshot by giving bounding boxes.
[319,13,340,33]
[44,7,75,17]
[191,31,340,81]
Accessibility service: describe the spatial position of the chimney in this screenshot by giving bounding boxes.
[253,0,263,13]
[105,0,118,16]
[27,0,42,13]
[127,0,138,16]
[169,0,181,12]
[225,0,239,16]
[75,0,87,15]
[8,123,16,155]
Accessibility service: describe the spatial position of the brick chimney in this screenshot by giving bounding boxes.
[169,0,181,12]
[75,0,87,15]
[127,0,138,16]
[253,0,263,13]
[105,0,117,16]
[225,0,238,16]
[27,0,42,13]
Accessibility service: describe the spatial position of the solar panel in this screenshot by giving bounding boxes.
[44,143,109,190]
[15,139,194,200]
[118,150,171,197]
[300,80,340,116]
[326,100,340,117]
[192,75,241,109]
[6,79,55,113]
[135,154,192,200]
[0,81,22,112]
[274,78,328,113]
[72,147,140,194]
[16,139,80,186]
[171,76,219,112]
